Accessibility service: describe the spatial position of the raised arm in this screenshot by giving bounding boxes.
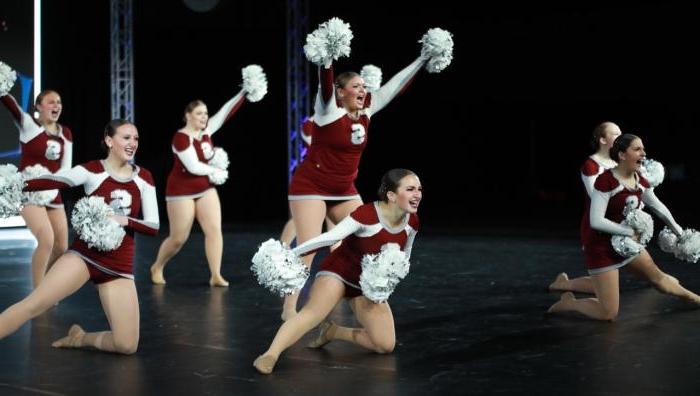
[642,188,682,235]
[23,164,91,191]
[589,189,635,236]
[368,57,425,116]
[206,90,246,135]
[293,215,363,256]
[1,94,43,143]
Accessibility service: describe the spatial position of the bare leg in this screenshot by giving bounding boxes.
[284,199,327,321]
[330,295,396,353]
[150,199,196,284]
[280,218,296,247]
[0,253,89,339]
[46,207,69,273]
[21,205,54,288]
[547,269,620,321]
[549,272,595,294]
[195,189,227,286]
[53,278,140,354]
[254,276,345,374]
[626,250,700,304]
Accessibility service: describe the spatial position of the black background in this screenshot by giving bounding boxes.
[15,1,700,229]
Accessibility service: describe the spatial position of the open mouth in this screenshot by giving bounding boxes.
[125,147,135,156]
[409,199,420,209]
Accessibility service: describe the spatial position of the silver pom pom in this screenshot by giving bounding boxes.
[21,165,58,206]
[611,209,653,257]
[0,164,24,218]
[208,147,229,171]
[674,229,700,263]
[640,158,665,188]
[241,64,268,102]
[419,28,454,73]
[0,61,17,96]
[303,17,353,67]
[208,168,228,185]
[251,238,309,296]
[360,65,382,93]
[359,243,411,303]
[658,226,678,253]
[71,196,125,252]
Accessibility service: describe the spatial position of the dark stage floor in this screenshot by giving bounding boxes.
[2,228,700,395]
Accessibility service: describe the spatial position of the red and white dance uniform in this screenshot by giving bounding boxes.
[165,91,246,201]
[288,58,425,201]
[293,202,419,298]
[582,169,681,274]
[24,160,159,283]
[1,94,73,208]
[579,156,615,248]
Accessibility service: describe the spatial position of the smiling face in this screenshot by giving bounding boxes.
[337,75,367,113]
[35,91,62,124]
[185,104,209,130]
[387,174,423,214]
[106,123,139,162]
[618,137,646,172]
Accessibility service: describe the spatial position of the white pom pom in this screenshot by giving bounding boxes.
[658,227,678,253]
[71,196,125,251]
[640,158,665,188]
[0,61,17,96]
[208,168,228,185]
[21,165,58,206]
[611,235,645,258]
[241,64,268,102]
[611,209,653,257]
[360,65,382,93]
[0,164,25,218]
[419,27,454,73]
[208,147,229,170]
[251,238,309,296]
[674,229,700,263]
[359,243,411,303]
[303,17,353,67]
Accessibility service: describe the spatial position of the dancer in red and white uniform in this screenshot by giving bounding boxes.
[1,90,73,287]
[0,120,159,353]
[548,134,700,320]
[283,52,429,320]
[549,122,620,293]
[254,169,421,374]
[150,92,248,286]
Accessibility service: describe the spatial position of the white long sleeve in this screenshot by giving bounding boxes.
[642,188,682,235]
[206,90,246,135]
[368,57,425,116]
[589,189,635,236]
[173,145,220,176]
[293,216,363,256]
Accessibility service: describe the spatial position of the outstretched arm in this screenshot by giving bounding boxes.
[23,165,91,191]
[206,90,246,135]
[368,57,425,115]
[1,94,44,143]
[293,216,362,256]
[642,188,683,235]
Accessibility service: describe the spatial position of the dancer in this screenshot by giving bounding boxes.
[254,169,421,374]
[548,134,700,320]
[283,20,451,320]
[1,67,73,287]
[150,66,267,286]
[549,122,621,293]
[0,119,159,354]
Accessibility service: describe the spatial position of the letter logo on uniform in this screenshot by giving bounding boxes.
[350,123,366,145]
[110,189,133,216]
[200,141,214,160]
[45,140,61,160]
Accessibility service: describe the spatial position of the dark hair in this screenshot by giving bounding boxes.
[102,119,133,153]
[609,133,640,162]
[335,72,360,89]
[33,90,60,118]
[377,169,417,202]
[591,121,617,151]
[183,99,206,123]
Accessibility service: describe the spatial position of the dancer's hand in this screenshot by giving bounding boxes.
[110,215,128,226]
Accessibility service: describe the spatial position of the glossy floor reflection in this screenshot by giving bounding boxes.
[2,228,700,395]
